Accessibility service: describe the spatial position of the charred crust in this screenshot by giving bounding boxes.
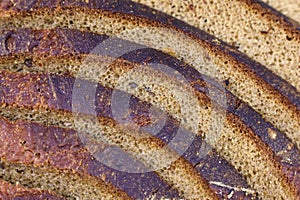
[0,2,299,196]
[0,29,108,57]
[206,38,300,110]
[231,48,300,109]
[120,48,300,175]
[0,69,257,198]
[1,0,300,107]
[196,152,249,187]
[194,151,258,199]
[282,163,300,193]
[234,102,300,166]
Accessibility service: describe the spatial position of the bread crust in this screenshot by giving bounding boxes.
[0,29,299,187]
[1,3,300,156]
[242,0,300,31]
[0,70,258,199]
[1,1,300,166]
[0,63,298,198]
[0,0,299,109]
[0,1,299,198]
[0,115,182,200]
[260,0,300,23]
[0,179,65,200]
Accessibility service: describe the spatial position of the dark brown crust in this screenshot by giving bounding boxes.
[0,68,258,199]
[0,115,181,200]
[0,28,299,191]
[242,0,300,32]
[2,0,300,31]
[0,179,65,200]
[0,0,299,110]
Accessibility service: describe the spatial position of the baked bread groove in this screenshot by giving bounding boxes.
[0,108,257,200]
[0,28,299,198]
[1,1,300,153]
[0,63,298,199]
[132,0,300,93]
[0,179,65,200]
[2,68,258,196]
[261,0,300,23]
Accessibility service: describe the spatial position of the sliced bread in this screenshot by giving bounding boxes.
[0,0,299,153]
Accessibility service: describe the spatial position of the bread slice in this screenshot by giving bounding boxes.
[1,1,299,155]
[0,116,187,200]
[0,162,131,200]
[262,0,300,22]
[0,27,299,197]
[0,68,262,199]
[0,53,298,200]
[0,179,65,199]
[133,0,300,92]
[0,102,260,199]
[0,27,299,184]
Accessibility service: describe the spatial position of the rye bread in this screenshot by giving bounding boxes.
[0,28,299,199]
[0,179,65,200]
[0,0,299,154]
[0,0,299,199]
[133,0,300,92]
[262,0,300,22]
[0,64,259,199]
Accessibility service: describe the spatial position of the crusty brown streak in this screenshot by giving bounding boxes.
[134,0,300,91]
[0,114,182,200]
[261,0,300,23]
[0,179,65,200]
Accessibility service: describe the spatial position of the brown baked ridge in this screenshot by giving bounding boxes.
[2,68,296,199]
[0,0,300,155]
[0,29,298,198]
[261,0,300,23]
[0,179,65,200]
[262,0,300,23]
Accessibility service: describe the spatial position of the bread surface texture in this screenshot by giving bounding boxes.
[0,0,299,200]
[133,0,300,93]
[0,179,65,199]
[262,0,300,22]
